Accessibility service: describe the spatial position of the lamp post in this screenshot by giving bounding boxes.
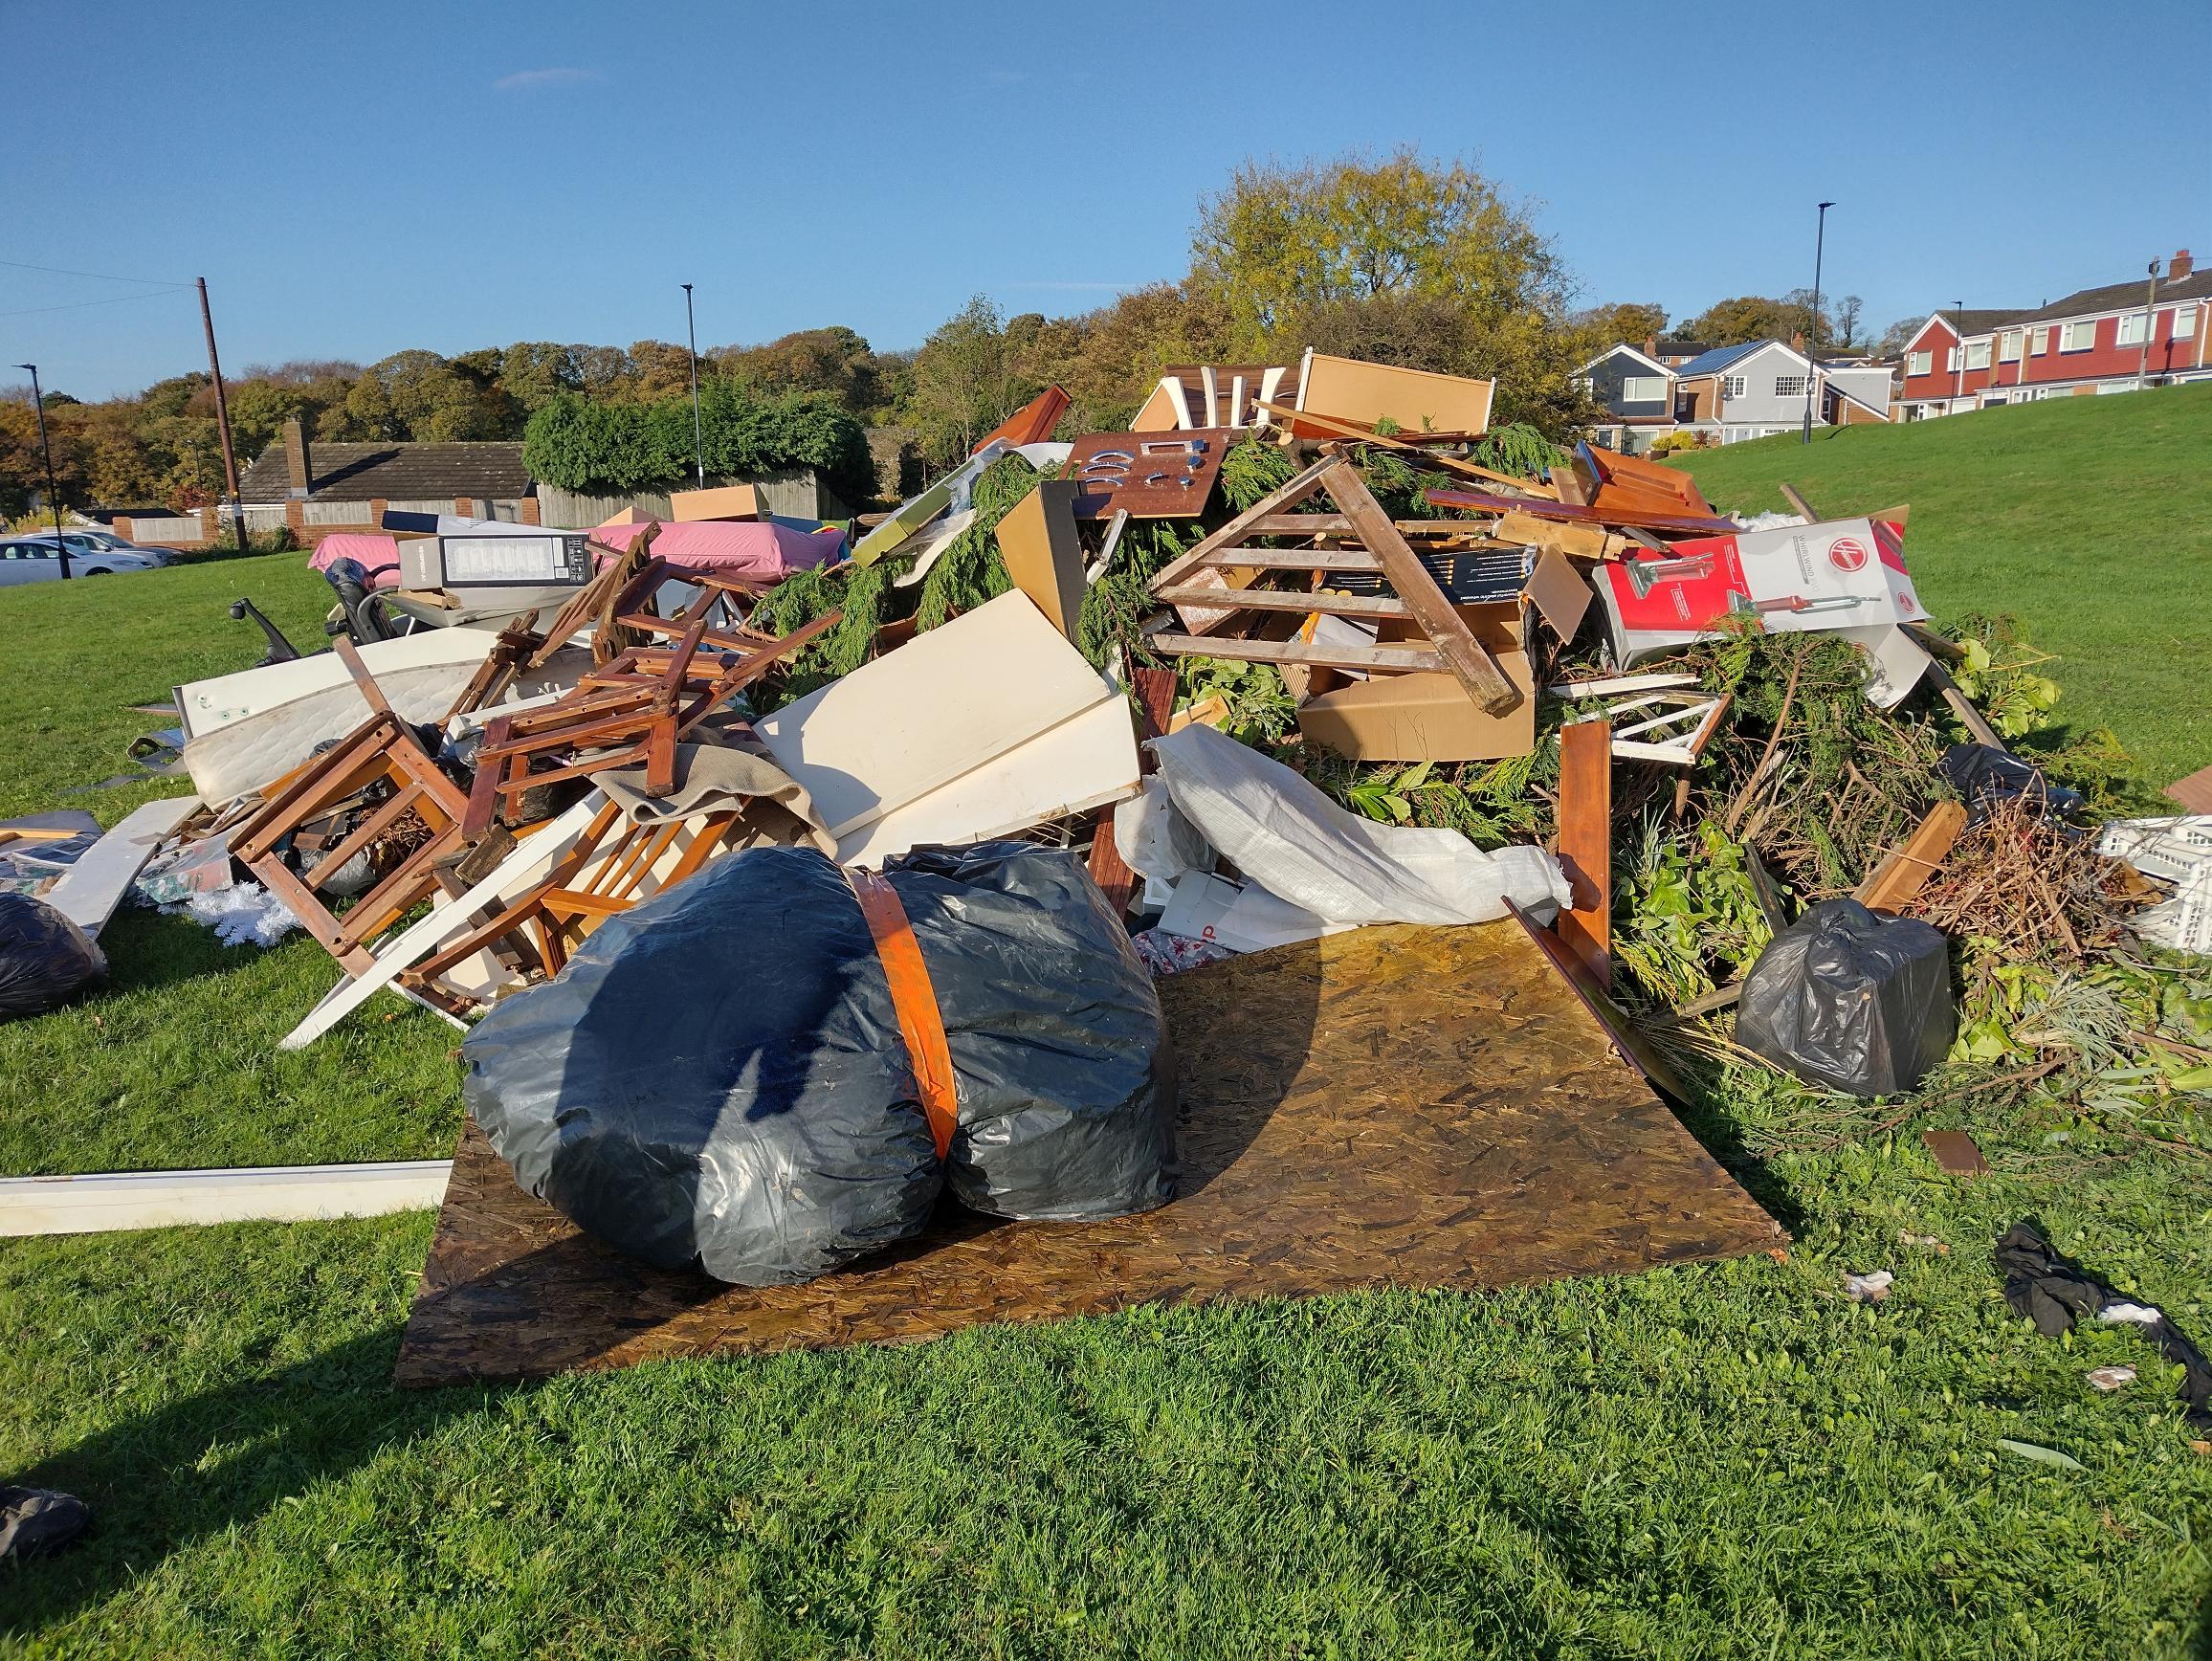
[1802,201,1834,443]
[13,364,71,580]
[1953,299,1965,408]
[682,282,705,488]
[2135,258,2161,391]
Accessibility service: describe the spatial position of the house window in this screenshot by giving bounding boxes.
[1773,375,1808,397]
[1964,341,1992,370]
[1946,347,1959,373]
[1621,375,1668,404]
[2060,321,2098,351]
[1999,330,2023,362]
[1908,349,1933,377]
[2029,328,2049,355]
[2176,307,2199,340]
[2116,313,2149,347]
[1721,374,1746,400]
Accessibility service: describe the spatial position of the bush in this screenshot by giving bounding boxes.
[522,383,874,509]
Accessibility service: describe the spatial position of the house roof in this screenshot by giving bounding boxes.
[1670,342,1768,378]
[1653,339,1710,358]
[1917,309,2032,341]
[2016,267,2212,324]
[1572,343,1670,377]
[237,440,532,503]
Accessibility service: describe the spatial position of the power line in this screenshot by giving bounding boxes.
[0,257,192,288]
[0,289,193,320]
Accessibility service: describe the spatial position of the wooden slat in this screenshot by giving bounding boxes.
[1196,547,1383,573]
[1555,720,1612,989]
[1852,800,1968,913]
[1147,633,1447,675]
[1320,460,1519,715]
[1153,586,1408,620]
[1144,457,1338,601]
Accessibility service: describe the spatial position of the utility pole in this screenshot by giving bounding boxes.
[1803,200,1834,443]
[1953,299,1965,408]
[196,278,247,551]
[682,282,705,488]
[13,364,72,579]
[2135,258,2161,391]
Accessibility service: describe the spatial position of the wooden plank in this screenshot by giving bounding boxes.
[1153,585,1410,620]
[0,1160,452,1236]
[1852,800,1969,913]
[1197,547,1383,573]
[1921,661,2009,754]
[1778,482,1819,520]
[1321,460,1519,715]
[1425,488,1737,536]
[392,922,1784,1386]
[1146,633,1448,674]
[1555,720,1612,988]
[42,795,201,937]
[1085,666,1176,916]
[1142,456,1338,600]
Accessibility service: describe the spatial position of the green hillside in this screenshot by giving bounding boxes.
[1669,383,2212,789]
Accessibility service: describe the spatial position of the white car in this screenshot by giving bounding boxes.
[0,536,166,584]
[58,528,179,565]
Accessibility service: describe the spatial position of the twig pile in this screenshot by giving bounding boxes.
[1906,797,2135,961]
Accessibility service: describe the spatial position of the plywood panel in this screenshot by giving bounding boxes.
[395,920,1783,1387]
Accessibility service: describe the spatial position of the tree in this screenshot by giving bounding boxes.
[339,350,520,442]
[1683,295,1805,346]
[714,326,891,418]
[1575,301,1670,347]
[1873,315,1923,359]
[1188,150,1579,431]
[900,297,1035,468]
[1834,295,1864,351]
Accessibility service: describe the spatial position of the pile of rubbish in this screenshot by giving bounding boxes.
[12,345,2212,1283]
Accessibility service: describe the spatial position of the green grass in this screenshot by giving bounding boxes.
[1669,382,2212,789]
[3,461,2211,1653]
[0,552,463,1171]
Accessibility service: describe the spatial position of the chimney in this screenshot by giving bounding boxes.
[2172,249,2194,281]
[1644,334,1658,357]
[1790,329,1805,353]
[283,418,313,498]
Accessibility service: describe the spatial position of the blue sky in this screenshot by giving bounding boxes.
[5,0,2206,399]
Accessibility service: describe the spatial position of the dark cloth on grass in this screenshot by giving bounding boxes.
[1996,1221,2212,1427]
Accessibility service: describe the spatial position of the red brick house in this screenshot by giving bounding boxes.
[1897,250,2212,418]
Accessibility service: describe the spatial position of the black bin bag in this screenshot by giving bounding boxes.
[1736,897,1955,1097]
[0,895,107,1021]
[462,841,1174,1286]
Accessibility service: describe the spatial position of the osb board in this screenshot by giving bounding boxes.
[394,921,1784,1387]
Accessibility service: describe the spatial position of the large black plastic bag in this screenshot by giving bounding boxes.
[462,841,1173,1286]
[0,895,107,1020]
[1736,897,1956,1097]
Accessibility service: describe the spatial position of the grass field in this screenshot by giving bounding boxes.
[1670,382,2212,791]
[3,404,2211,1654]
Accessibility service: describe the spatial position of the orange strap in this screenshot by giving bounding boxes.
[844,868,960,1159]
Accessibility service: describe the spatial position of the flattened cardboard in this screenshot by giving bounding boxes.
[1523,547,1593,641]
[1295,601,1536,764]
[996,478,1085,639]
[670,484,763,522]
[1293,351,1494,439]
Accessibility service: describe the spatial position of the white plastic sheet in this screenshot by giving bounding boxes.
[1147,724,1569,928]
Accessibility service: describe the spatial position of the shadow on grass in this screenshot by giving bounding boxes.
[0,1326,495,1638]
[90,910,277,1000]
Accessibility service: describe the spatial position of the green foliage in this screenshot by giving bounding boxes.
[899,296,1039,471]
[521,382,874,508]
[1217,434,1298,509]
[1611,821,1777,1007]
[1303,745,1555,850]
[1174,657,1297,748]
[1471,421,1567,479]
[1947,614,2062,741]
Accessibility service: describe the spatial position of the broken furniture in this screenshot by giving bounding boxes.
[1066,428,1233,520]
[393,919,1785,1386]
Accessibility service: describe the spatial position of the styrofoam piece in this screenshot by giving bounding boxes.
[0,1160,452,1236]
[753,590,1117,839]
[2098,815,2212,885]
[176,628,506,740]
[836,696,1140,867]
[279,795,606,1051]
[43,795,201,936]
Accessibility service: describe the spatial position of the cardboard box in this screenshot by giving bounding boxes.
[1295,602,1536,763]
[670,484,763,523]
[595,506,653,528]
[995,478,1085,639]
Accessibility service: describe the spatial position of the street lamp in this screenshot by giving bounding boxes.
[1802,201,1834,443]
[13,364,71,580]
[682,283,705,488]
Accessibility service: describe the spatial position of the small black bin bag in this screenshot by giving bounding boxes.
[463,841,1174,1286]
[1735,897,1956,1097]
[0,895,106,1021]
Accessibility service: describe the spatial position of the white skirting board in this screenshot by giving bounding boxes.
[0,1160,453,1236]
[42,795,202,936]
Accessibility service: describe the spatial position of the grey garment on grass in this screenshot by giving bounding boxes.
[591,739,835,855]
[0,1486,90,1558]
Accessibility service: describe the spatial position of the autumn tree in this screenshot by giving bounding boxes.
[715,326,892,419]
[1575,302,1670,348]
[1188,150,1579,429]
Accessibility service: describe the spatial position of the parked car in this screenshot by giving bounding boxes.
[0,537,166,584]
[39,528,179,565]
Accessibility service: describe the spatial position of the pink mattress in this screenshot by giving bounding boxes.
[587,520,842,583]
[309,533,402,589]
